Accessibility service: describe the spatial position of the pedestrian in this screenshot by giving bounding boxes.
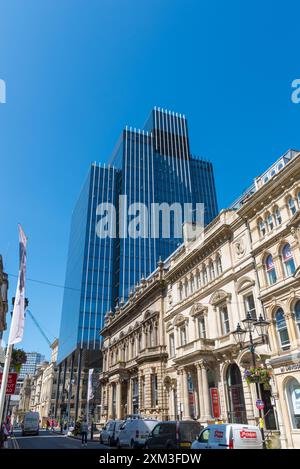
[80,418,88,448]
[46,419,50,431]
[1,421,9,449]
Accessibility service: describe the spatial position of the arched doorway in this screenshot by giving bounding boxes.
[226,363,247,424]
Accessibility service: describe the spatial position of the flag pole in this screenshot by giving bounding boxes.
[0,344,13,421]
[0,225,27,422]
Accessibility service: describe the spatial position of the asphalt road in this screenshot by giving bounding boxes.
[14,429,110,449]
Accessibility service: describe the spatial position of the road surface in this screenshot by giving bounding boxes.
[14,429,110,449]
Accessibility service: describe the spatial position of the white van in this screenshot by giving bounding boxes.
[22,412,40,436]
[191,424,263,450]
[117,418,159,448]
[100,419,124,446]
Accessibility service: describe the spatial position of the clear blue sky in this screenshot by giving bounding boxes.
[1,0,300,360]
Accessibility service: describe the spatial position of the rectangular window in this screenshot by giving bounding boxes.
[198,317,206,339]
[169,333,175,357]
[180,325,187,346]
[244,293,257,320]
[220,306,230,335]
[151,374,158,407]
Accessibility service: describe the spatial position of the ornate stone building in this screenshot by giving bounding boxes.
[99,264,167,421]
[238,150,300,448]
[99,149,300,448]
[18,339,59,425]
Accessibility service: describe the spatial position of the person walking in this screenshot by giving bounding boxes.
[80,418,88,448]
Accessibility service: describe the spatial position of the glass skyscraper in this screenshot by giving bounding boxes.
[57,108,218,364]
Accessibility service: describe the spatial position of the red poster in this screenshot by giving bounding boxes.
[210,387,221,418]
[0,372,18,395]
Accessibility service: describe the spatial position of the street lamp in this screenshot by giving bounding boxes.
[254,315,270,342]
[232,312,270,449]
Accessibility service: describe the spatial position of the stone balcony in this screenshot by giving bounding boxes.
[174,338,215,361]
[136,345,168,364]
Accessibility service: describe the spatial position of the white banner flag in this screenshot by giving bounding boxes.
[87,368,94,401]
[8,225,27,345]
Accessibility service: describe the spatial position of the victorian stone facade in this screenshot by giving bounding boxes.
[99,150,300,448]
[18,339,59,425]
[99,265,167,421]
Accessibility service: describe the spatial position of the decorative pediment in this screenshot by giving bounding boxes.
[236,276,255,294]
[190,303,208,317]
[143,310,152,321]
[209,289,231,306]
[173,313,187,326]
[166,321,174,332]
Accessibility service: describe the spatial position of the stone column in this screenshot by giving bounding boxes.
[107,383,113,419]
[200,360,211,422]
[127,378,132,414]
[196,362,204,420]
[182,368,190,420]
[116,380,122,419]
[192,371,199,419]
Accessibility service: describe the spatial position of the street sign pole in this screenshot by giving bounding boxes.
[0,344,13,421]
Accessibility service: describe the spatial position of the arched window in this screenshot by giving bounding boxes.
[282,244,296,277]
[178,283,183,301]
[265,254,277,285]
[195,269,201,289]
[258,219,266,237]
[226,364,247,424]
[267,214,274,231]
[294,301,300,336]
[190,275,195,293]
[286,378,300,429]
[184,279,189,297]
[288,197,297,216]
[274,207,282,225]
[217,256,222,275]
[275,308,290,350]
[203,267,208,285]
[209,261,215,280]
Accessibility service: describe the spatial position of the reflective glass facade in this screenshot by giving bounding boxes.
[58,108,218,363]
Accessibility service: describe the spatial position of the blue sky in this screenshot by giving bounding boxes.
[1,0,300,359]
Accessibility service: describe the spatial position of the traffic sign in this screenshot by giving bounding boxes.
[256,399,265,410]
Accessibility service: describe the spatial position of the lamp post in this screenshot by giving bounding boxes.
[232,312,270,449]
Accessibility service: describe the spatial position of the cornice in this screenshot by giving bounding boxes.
[238,155,300,219]
[166,225,232,282]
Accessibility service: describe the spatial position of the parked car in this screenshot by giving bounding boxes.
[100,419,124,446]
[117,417,159,448]
[191,424,263,450]
[21,412,40,436]
[145,420,202,449]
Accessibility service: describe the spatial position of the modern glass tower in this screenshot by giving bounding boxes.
[57,108,218,365]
